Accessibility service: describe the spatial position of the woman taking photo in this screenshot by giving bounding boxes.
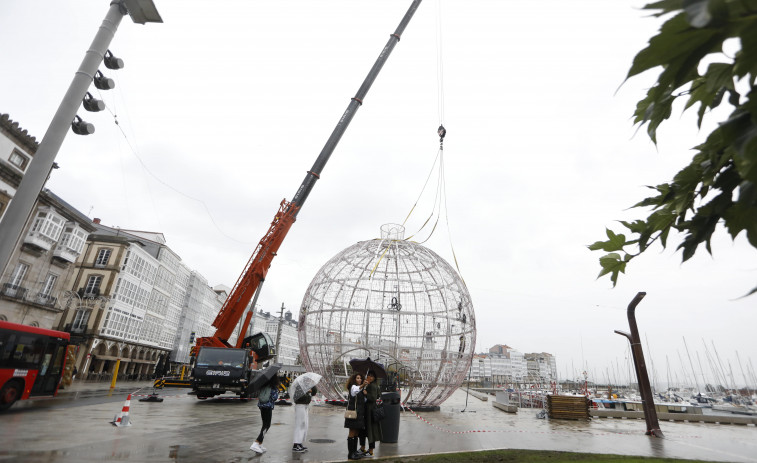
[344,372,367,460]
[360,370,383,457]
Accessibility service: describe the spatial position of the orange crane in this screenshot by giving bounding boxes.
[187,1,424,399]
[196,0,423,352]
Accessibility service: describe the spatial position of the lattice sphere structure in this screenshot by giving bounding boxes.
[297,224,476,407]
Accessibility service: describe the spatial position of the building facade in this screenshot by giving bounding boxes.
[469,345,556,387]
[55,225,173,378]
[1,114,97,329]
[170,276,227,365]
[0,190,96,329]
[524,352,558,384]
[0,113,36,220]
[0,113,236,381]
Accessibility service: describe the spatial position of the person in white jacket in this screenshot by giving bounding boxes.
[292,385,317,452]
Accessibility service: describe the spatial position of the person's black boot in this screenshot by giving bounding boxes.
[348,437,361,460]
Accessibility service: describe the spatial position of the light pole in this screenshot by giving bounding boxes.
[0,0,162,274]
[275,302,285,364]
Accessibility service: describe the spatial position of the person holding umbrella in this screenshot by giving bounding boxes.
[359,370,383,457]
[344,372,367,460]
[250,374,279,454]
[290,372,321,453]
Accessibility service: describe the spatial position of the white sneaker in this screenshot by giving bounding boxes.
[260,445,267,453]
[250,442,263,454]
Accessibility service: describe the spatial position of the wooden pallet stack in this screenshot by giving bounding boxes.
[546,394,590,420]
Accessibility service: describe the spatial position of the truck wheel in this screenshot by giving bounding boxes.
[0,381,22,411]
[196,395,208,400]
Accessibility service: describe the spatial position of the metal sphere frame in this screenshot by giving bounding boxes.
[297,224,476,407]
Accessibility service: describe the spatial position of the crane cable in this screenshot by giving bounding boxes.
[402,0,447,241]
[398,0,466,282]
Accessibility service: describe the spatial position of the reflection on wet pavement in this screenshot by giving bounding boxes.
[1,382,755,462]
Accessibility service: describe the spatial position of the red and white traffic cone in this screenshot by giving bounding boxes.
[111,394,132,427]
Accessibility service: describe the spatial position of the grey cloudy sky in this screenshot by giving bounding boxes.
[2,0,755,387]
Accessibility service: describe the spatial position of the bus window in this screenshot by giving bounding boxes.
[40,354,52,375]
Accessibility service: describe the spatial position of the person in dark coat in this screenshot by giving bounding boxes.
[344,372,367,460]
[250,375,279,454]
[360,370,383,456]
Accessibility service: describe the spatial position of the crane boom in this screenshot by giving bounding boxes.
[196,0,423,350]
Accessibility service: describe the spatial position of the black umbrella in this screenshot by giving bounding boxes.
[349,357,387,379]
[249,364,281,391]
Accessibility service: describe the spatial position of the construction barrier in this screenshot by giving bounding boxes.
[112,394,132,427]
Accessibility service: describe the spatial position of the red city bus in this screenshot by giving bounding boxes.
[0,320,70,411]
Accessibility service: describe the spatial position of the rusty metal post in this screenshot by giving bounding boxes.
[614,329,657,435]
[614,292,663,437]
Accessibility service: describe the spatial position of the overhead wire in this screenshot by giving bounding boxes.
[96,81,255,245]
[97,85,164,230]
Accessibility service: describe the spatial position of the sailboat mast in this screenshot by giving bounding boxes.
[683,337,702,393]
[736,351,752,396]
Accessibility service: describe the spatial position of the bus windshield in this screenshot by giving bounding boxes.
[195,348,246,368]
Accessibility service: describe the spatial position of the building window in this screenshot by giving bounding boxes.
[9,149,29,170]
[41,273,58,297]
[59,223,87,253]
[0,193,9,219]
[72,309,91,332]
[9,262,29,288]
[95,248,112,267]
[84,275,102,295]
[30,209,65,242]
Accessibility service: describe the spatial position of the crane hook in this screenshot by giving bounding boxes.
[437,125,446,142]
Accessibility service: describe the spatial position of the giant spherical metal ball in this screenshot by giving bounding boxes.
[297,224,475,407]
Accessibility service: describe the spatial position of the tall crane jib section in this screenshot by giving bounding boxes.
[196,1,424,353]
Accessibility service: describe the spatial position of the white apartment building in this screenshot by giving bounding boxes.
[57,223,229,378]
[525,352,558,383]
[468,345,542,385]
[170,275,227,365]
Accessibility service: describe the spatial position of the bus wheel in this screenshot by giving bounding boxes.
[0,381,22,411]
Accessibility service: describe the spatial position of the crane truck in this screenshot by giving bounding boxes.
[156,0,424,400]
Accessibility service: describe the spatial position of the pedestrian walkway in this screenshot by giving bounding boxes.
[1,386,754,463]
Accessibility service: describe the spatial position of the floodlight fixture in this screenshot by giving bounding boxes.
[71,115,95,135]
[82,92,106,112]
[121,0,163,24]
[104,50,124,70]
[93,70,115,90]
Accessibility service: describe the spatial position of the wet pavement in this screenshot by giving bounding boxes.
[1,381,756,463]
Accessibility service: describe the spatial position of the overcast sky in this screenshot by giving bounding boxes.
[2,0,755,388]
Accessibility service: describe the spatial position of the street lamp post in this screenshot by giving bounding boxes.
[0,0,161,275]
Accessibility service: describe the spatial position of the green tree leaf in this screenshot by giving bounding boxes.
[597,253,627,287]
[592,0,757,295]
